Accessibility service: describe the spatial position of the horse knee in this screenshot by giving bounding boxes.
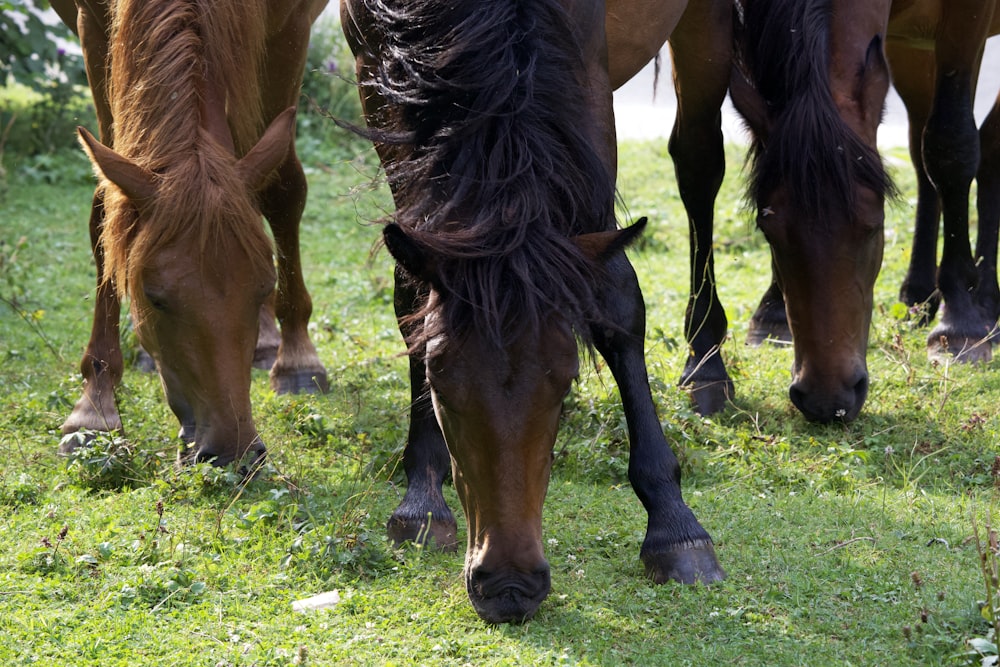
[923,111,980,192]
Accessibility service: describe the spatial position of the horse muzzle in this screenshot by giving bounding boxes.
[788,365,869,423]
[466,562,552,624]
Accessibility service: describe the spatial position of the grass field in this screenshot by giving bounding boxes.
[2,129,1000,665]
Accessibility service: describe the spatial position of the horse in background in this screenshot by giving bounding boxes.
[746,1,1000,365]
[726,0,894,422]
[626,0,892,424]
[51,0,329,467]
[342,0,725,623]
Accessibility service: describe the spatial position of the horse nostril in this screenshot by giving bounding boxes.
[852,372,869,403]
[468,567,493,596]
[788,383,806,413]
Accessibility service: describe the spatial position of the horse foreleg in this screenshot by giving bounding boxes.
[385,269,457,551]
[668,21,732,415]
[59,193,124,452]
[975,86,1000,326]
[259,154,329,393]
[591,253,724,585]
[923,39,992,361]
[253,289,281,370]
[746,276,791,347]
[888,44,942,323]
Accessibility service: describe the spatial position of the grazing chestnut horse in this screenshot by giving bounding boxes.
[688,0,894,423]
[342,0,725,623]
[888,1,1000,361]
[51,0,329,466]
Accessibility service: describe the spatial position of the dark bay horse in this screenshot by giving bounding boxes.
[671,0,895,423]
[342,0,725,623]
[744,1,1000,367]
[888,1,1000,361]
[51,0,329,466]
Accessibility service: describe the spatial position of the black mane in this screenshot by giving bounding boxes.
[733,0,893,220]
[358,0,616,350]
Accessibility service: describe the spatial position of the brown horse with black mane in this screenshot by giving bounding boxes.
[342,0,906,623]
[598,0,896,425]
[342,0,725,623]
[728,0,894,422]
[51,0,328,466]
[744,0,1000,367]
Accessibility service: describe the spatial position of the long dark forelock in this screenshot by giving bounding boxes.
[361,0,616,351]
[734,0,891,221]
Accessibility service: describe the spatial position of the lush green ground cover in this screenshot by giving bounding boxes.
[2,132,1000,665]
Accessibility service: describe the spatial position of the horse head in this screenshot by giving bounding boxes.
[77,109,296,466]
[731,0,893,422]
[384,222,643,623]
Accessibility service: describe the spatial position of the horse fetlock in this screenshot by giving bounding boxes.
[252,342,279,370]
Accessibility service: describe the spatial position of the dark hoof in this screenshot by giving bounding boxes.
[745,319,792,347]
[253,344,278,371]
[387,511,458,551]
[58,429,98,455]
[899,286,940,325]
[271,368,330,394]
[685,379,734,416]
[927,331,994,364]
[134,348,157,373]
[642,538,726,585]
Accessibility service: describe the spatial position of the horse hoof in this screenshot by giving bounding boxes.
[745,320,793,347]
[134,348,157,373]
[927,332,993,364]
[58,429,97,455]
[270,368,330,394]
[387,512,458,551]
[686,379,733,416]
[253,344,278,371]
[642,538,726,585]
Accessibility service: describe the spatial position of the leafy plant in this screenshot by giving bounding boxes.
[1,1,85,95]
[1,1,93,157]
[966,511,1000,666]
[63,431,165,491]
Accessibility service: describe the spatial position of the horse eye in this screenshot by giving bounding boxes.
[144,290,169,312]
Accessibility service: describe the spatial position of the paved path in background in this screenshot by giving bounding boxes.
[613,38,1000,148]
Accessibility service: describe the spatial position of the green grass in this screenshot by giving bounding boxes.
[2,132,1000,665]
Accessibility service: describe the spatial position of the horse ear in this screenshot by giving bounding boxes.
[729,67,770,136]
[78,126,157,203]
[237,107,296,191]
[857,35,890,131]
[383,223,440,286]
[573,217,647,262]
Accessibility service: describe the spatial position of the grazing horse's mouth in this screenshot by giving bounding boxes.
[466,566,552,624]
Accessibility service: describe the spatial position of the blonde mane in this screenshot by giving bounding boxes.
[98,0,275,297]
